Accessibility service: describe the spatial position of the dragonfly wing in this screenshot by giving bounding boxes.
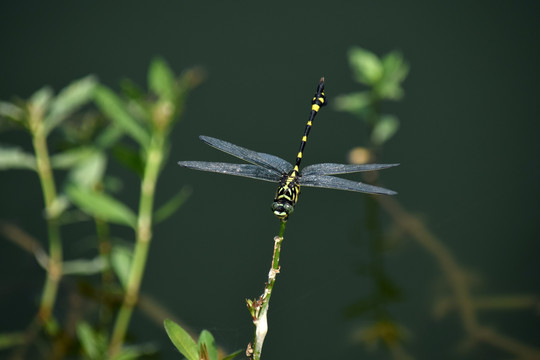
[200,136,293,174]
[302,163,399,176]
[300,174,397,195]
[178,161,281,183]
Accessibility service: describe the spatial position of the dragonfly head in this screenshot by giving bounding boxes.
[271,200,294,221]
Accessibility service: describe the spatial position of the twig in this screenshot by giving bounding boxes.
[246,221,286,360]
[376,195,540,359]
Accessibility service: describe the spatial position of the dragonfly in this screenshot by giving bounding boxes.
[178,78,398,222]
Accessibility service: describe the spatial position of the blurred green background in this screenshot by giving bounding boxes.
[1,1,539,359]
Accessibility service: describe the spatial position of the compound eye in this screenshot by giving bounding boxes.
[271,202,280,212]
[283,203,294,215]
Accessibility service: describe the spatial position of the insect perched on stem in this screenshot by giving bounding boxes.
[178,78,398,221]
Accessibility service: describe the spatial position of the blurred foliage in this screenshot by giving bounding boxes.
[334,46,409,147]
[0,58,228,359]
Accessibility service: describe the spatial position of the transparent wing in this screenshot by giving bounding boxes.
[200,135,293,174]
[302,163,399,176]
[178,161,281,183]
[300,174,397,195]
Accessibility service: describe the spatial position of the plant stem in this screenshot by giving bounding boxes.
[30,112,63,326]
[108,132,165,356]
[248,221,286,360]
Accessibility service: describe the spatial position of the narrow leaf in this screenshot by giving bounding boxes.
[29,86,53,114]
[62,256,107,275]
[0,101,25,122]
[50,147,96,169]
[44,75,98,134]
[0,145,36,170]
[333,92,371,114]
[66,151,107,189]
[0,332,26,350]
[371,115,399,146]
[149,58,175,100]
[66,184,136,228]
[198,330,218,360]
[76,322,103,359]
[112,144,144,177]
[348,47,383,85]
[164,319,199,360]
[94,85,150,146]
[222,349,244,360]
[154,186,192,224]
[111,245,133,289]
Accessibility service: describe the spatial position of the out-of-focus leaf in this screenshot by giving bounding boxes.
[149,58,176,100]
[0,145,36,170]
[0,332,26,350]
[62,256,107,275]
[112,343,158,360]
[164,319,199,360]
[29,86,53,114]
[50,147,96,169]
[0,102,25,123]
[371,115,399,146]
[348,47,383,85]
[111,245,133,289]
[77,322,105,359]
[333,92,371,114]
[66,185,136,228]
[47,195,70,219]
[95,125,125,149]
[198,330,217,360]
[66,151,107,189]
[222,349,243,360]
[44,76,98,135]
[120,78,145,101]
[380,52,409,99]
[94,86,150,146]
[154,186,192,224]
[112,144,144,177]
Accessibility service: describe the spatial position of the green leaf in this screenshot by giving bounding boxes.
[348,47,383,85]
[222,349,244,360]
[66,184,137,228]
[112,144,144,177]
[66,151,107,189]
[0,145,36,170]
[154,186,192,224]
[44,75,98,135]
[149,57,176,100]
[377,52,409,100]
[29,86,54,114]
[333,92,371,114]
[120,78,145,101]
[111,245,133,289]
[94,85,150,146]
[371,115,399,146]
[0,332,26,350]
[0,101,25,123]
[50,147,96,169]
[76,322,105,359]
[95,124,125,149]
[164,319,199,360]
[198,330,218,360]
[62,256,107,275]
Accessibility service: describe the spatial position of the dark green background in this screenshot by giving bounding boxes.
[1,1,539,359]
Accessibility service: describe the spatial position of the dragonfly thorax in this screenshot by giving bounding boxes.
[271,172,301,221]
